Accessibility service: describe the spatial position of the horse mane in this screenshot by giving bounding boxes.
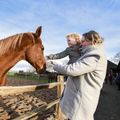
[0,33,34,55]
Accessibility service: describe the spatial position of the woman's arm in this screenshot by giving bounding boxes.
[53,55,100,76]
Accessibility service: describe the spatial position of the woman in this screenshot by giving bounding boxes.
[52,30,107,120]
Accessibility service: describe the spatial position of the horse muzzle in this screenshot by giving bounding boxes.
[36,64,46,74]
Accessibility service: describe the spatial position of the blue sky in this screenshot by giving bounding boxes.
[0,0,120,71]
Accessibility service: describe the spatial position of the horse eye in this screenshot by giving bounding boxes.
[42,47,44,51]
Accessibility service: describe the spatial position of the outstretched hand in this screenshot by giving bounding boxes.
[50,61,56,65]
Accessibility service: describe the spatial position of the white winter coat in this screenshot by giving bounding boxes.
[53,44,107,120]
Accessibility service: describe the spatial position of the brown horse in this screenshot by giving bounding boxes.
[0,26,46,86]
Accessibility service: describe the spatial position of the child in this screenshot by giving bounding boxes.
[46,33,81,64]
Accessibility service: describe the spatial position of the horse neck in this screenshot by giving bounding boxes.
[0,51,25,76]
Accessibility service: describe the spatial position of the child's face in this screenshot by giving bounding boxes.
[67,37,77,47]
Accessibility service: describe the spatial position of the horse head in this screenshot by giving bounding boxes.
[24,26,46,73]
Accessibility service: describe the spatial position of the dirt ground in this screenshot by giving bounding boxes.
[94,83,120,120]
[0,79,57,120]
[0,79,120,120]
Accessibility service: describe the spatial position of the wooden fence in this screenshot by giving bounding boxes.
[0,75,65,120]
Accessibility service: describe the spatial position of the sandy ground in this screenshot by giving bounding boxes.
[0,79,57,120]
[0,78,120,120]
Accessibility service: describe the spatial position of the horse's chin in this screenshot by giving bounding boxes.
[36,66,46,74]
[36,69,45,74]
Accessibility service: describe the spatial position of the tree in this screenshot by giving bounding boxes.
[111,52,120,64]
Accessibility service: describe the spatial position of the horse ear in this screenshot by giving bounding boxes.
[35,26,42,37]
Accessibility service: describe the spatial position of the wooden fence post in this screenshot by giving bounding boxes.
[55,75,64,120]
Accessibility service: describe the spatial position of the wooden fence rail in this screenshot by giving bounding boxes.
[0,75,65,120]
[0,82,61,96]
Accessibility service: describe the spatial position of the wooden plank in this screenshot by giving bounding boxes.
[13,99,59,120]
[0,82,61,96]
[55,75,64,120]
